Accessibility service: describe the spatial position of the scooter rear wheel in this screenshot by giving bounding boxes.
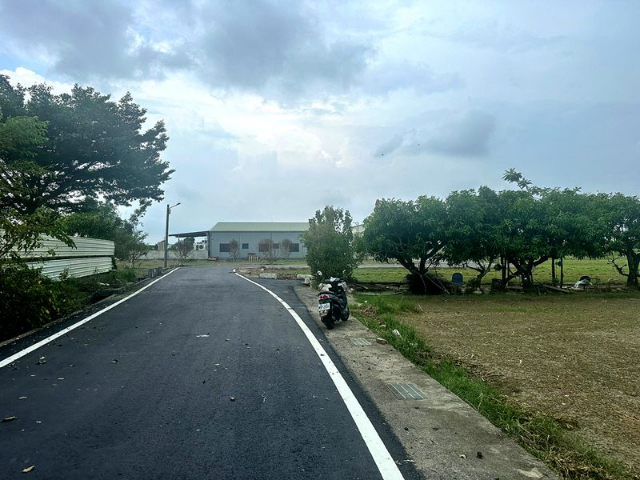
[322,312,335,329]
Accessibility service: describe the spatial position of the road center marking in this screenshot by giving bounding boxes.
[236,273,405,480]
[0,268,179,369]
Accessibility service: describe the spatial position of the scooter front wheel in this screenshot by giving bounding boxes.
[341,306,350,321]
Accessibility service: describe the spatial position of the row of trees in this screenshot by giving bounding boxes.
[361,171,640,290]
[0,75,172,263]
[301,173,640,292]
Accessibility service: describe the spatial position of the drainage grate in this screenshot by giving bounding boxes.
[387,383,427,400]
[349,337,372,346]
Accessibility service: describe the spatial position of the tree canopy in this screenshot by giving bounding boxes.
[58,199,149,266]
[361,196,446,278]
[302,206,359,280]
[357,171,640,290]
[0,75,173,215]
[0,75,173,263]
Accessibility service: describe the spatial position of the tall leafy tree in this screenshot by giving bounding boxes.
[600,193,640,287]
[361,196,448,292]
[0,75,174,214]
[500,171,608,286]
[302,206,359,280]
[444,187,503,285]
[0,102,69,258]
[58,199,149,266]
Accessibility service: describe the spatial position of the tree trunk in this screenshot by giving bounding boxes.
[551,257,556,285]
[560,256,564,287]
[626,250,640,287]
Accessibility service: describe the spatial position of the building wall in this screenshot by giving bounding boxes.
[208,231,307,259]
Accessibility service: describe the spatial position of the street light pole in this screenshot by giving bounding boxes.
[164,202,181,269]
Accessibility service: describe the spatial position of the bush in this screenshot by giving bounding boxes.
[0,262,141,342]
[302,206,360,280]
[0,264,85,341]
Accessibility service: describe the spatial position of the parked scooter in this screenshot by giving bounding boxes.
[316,271,350,329]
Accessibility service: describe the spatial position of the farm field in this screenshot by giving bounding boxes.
[355,292,640,478]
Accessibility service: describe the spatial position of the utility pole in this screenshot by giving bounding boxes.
[164,202,181,269]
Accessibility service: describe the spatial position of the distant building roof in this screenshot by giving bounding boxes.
[170,230,209,238]
[210,222,309,232]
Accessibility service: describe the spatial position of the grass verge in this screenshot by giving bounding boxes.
[352,294,635,480]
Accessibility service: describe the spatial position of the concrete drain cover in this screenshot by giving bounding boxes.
[387,383,427,400]
[349,337,372,346]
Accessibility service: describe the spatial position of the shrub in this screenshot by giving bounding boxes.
[0,264,84,341]
[302,206,360,280]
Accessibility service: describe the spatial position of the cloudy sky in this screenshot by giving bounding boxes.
[1,0,639,241]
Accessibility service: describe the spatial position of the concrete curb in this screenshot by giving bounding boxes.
[294,285,559,480]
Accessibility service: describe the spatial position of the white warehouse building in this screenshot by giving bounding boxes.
[172,222,309,260]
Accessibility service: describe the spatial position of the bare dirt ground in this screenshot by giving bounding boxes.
[398,293,640,475]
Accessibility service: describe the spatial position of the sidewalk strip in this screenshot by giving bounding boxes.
[0,269,179,369]
[236,273,405,480]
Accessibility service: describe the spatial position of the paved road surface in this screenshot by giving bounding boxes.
[0,267,420,479]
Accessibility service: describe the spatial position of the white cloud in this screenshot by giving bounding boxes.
[1,0,639,241]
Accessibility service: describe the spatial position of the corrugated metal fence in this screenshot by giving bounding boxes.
[11,236,115,280]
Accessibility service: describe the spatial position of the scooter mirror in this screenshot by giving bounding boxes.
[317,270,323,277]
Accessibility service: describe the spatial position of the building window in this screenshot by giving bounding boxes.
[272,243,279,249]
[242,243,249,249]
[219,243,230,253]
[258,243,269,253]
[290,243,300,252]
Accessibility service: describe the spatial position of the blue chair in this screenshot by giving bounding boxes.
[451,273,464,293]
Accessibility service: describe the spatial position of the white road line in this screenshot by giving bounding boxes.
[0,268,179,369]
[236,273,405,480]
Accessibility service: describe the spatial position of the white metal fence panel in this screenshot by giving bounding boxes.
[5,235,115,280]
[27,257,114,280]
[13,236,115,259]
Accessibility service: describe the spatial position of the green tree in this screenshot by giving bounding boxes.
[601,193,640,287]
[0,75,173,214]
[361,196,447,291]
[444,187,503,286]
[58,199,149,266]
[500,171,608,287]
[302,206,359,280]
[0,105,70,259]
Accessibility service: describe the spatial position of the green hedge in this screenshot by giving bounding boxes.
[0,264,85,340]
[0,265,138,342]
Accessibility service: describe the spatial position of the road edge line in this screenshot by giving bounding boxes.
[235,273,404,480]
[0,268,180,369]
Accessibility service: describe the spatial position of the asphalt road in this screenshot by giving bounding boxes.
[0,267,419,479]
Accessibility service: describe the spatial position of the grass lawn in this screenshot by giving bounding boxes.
[353,292,640,479]
[353,258,627,285]
[432,258,626,286]
[131,257,629,287]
